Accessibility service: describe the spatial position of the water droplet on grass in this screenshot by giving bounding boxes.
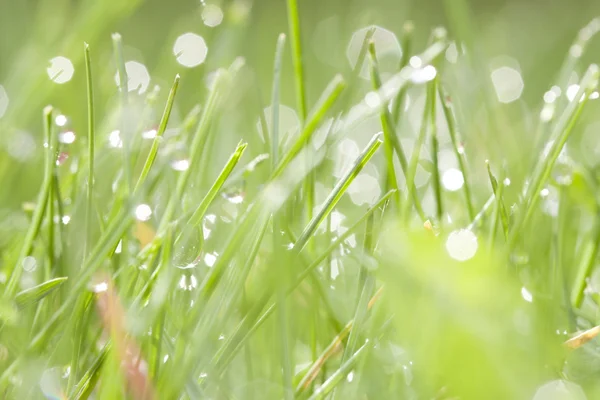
[173,33,208,68]
[59,131,76,144]
[204,252,218,267]
[521,287,533,303]
[178,274,198,291]
[91,281,108,293]
[135,204,152,221]
[222,191,244,204]
[55,114,68,126]
[445,229,477,261]
[410,65,437,84]
[108,130,123,148]
[61,215,71,225]
[142,129,157,139]
[170,159,190,171]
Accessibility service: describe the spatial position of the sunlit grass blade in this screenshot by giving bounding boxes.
[210,192,395,374]
[15,277,68,308]
[286,0,307,122]
[512,64,599,246]
[438,84,475,220]
[71,342,111,400]
[368,42,400,207]
[486,161,509,239]
[392,21,414,123]
[134,74,180,194]
[5,106,54,298]
[186,141,247,227]
[307,341,370,400]
[295,288,383,395]
[29,210,132,351]
[272,75,346,179]
[294,133,382,251]
[570,217,600,308]
[270,33,286,169]
[83,43,95,261]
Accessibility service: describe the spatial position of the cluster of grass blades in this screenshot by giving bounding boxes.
[5,1,600,398]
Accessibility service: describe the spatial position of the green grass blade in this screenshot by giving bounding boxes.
[307,341,370,400]
[15,277,68,308]
[286,0,307,122]
[72,342,112,400]
[294,133,382,251]
[134,74,180,194]
[186,141,247,227]
[513,64,599,245]
[270,33,286,169]
[368,42,400,207]
[429,78,443,222]
[571,216,600,308]
[486,160,509,240]
[392,21,414,123]
[272,75,346,179]
[5,106,54,298]
[83,43,95,261]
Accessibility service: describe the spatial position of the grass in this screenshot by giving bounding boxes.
[5,2,600,399]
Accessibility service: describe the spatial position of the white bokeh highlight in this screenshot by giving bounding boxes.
[47,56,75,84]
[490,66,524,103]
[174,33,208,68]
[445,229,478,261]
[114,61,150,94]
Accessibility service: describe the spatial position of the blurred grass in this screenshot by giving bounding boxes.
[4,0,600,399]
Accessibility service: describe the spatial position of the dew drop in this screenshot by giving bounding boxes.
[59,131,76,144]
[170,159,190,171]
[222,191,244,204]
[410,65,437,84]
[135,204,152,221]
[108,130,123,148]
[204,252,218,267]
[91,281,108,293]
[55,115,68,126]
[521,287,533,303]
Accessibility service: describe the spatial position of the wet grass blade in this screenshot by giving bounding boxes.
[15,277,68,308]
[72,342,112,400]
[294,133,382,251]
[186,141,247,228]
[83,43,95,260]
[270,33,286,169]
[368,42,400,207]
[272,75,346,179]
[5,106,54,298]
[439,84,475,220]
[134,74,180,194]
[307,341,370,400]
[512,64,599,245]
[486,161,509,239]
[286,0,307,122]
[429,78,443,222]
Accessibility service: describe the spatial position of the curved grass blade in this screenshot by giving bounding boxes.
[134,74,180,194]
[307,341,370,400]
[15,277,68,308]
[185,141,247,228]
[439,85,475,220]
[512,64,599,246]
[486,160,509,240]
[210,192,394,375]
[71,342,112,400]
[272,75,346,179]
[5,106,54,298]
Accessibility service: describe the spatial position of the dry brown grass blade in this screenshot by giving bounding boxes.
[564,325,600,349]
[93,273,155,400]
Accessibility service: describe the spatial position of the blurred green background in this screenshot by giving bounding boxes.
[2,0,600,188]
